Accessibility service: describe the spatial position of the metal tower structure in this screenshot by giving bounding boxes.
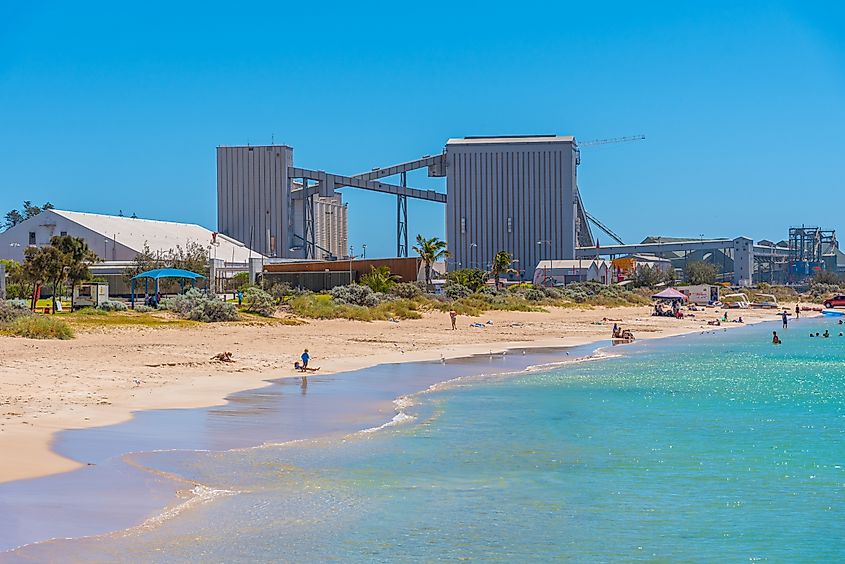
[788,226,837,280]
[397,172,409,257]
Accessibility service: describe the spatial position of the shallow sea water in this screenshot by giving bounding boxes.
[11,318,845,562]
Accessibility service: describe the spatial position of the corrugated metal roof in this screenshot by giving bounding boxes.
[50,210,263,262]
[447,135,575,145]
[535,259,610,269]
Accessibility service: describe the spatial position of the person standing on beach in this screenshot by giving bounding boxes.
[301,348,310,369]
[450,309,458,330]
[781,310,788,329]
[795,303,800,319]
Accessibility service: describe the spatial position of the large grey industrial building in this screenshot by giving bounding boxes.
[444,135,592,276]
[217,145,349,261]
[217,135,592,280]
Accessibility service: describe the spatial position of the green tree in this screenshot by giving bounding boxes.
[50,236,99,308]
[413,235,450,288]
[491,250,517,289]
[125,243,164,283]
[3,201,53,230]
[23,236,98,310]
[446,268,487,292]
[684,261,718,285]
[226,272,250,291]
[360,265,400,293]
[631,265,666,288]
[170,241,210,276]
[3,210,24,230]
[23,245,65,310]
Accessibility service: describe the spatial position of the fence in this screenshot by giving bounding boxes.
[260,271,354,293]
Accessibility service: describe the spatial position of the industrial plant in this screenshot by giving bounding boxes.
[1,134,839,292]
[216,134,841,287]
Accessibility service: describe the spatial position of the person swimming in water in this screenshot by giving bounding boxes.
[772,331,782,344]
[823,330,830,338]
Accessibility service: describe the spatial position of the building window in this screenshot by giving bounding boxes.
[28,232,36,245]
[60,231,67,237]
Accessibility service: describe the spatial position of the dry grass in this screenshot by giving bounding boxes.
[0,316,75,340]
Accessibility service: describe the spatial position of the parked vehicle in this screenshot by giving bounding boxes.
[823,294,845,309]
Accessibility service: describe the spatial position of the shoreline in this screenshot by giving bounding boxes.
[0,304,801,484]
[1,308,813,557]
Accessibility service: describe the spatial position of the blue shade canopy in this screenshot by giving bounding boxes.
[130,268,206,281]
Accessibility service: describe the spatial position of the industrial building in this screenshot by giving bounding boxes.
[217,136,833,288]
[217,145,351,261]
[0,209,261,294]
[217,135,591,281]
[444,136,591,277]
[0,209,260,263]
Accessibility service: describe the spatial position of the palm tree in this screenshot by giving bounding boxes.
[360,265,400,293]
[491,250,517,289]
[413,235,450,288]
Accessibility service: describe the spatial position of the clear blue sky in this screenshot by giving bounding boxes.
[2,1,844,256]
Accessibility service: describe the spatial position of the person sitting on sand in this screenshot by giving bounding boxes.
[620,329,634,341]
[772,331,782,344]
[294,361,320,372]
[707,319,721,326]
[612,323,619,338]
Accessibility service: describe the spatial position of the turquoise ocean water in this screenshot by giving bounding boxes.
[11,317,845,562]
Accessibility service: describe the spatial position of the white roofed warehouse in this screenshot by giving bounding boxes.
[0,209,261,264]
[0,209,262,295]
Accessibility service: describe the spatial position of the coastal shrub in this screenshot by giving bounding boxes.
[98,300,127,312]
[390,282,423,299]
[330,284,380,307]
[162,288,238,322]
[2,315,74,340]
[289,294,421,321]
[133,304,154,313]
[444,283,472,300]
[266,282,292,302]
[0,300,32,323]
[806,283,841,302]
[812,270,841,285]
[242,287,276,317]
[523,288,546,302]
[475,286,499,297]
[555,282,649,306]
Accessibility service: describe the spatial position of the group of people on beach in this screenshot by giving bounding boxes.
[611,323,635,342]
[653,301,683,318]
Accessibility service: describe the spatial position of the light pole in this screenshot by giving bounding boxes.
[537,240,551,285]
[349,245,354,283]
[469,242,477,269]
[362,244,367,259]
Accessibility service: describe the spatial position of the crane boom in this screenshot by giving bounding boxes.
[579,134,645,148]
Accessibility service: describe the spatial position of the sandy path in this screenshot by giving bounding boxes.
[0,304,795,483]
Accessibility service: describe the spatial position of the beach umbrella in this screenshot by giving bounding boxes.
[651,287,688,301]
